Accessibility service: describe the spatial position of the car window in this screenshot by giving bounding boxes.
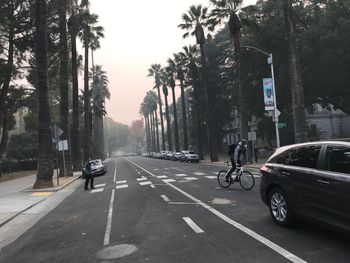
[269,149,292,165]
[288,146,321,169]
[326,146,350,174]
[189,151,195,154]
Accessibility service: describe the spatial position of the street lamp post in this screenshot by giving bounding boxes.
[242,45,281,148]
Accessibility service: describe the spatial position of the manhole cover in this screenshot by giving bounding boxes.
[97,244,138,260]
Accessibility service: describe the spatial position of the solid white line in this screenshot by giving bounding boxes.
[103,189,115,246]
[161,195,170,202]
[175,174,188,177]
[113,159,117,183]
[194,172,206,176]
[116,180,127,184]
[90,188,104,193]
[116,184,128,189]
[126,159,308,263]
[95,183,106,188]
[139,181,152,186]
[183,217,204,233]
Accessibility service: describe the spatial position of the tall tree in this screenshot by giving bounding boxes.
[165,63,180,152]
[160,72,173,151]
[33,0,54,188]
[283,0,308,143]
[147,64,166,151]
[58,0,73,176]
[179,5,219,161]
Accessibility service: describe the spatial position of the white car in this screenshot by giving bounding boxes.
[180,151,199,163]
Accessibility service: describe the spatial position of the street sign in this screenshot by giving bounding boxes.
[278,123,287,129]
[58,140,68,151]
[263,78,275,110]
[248,132,257,141]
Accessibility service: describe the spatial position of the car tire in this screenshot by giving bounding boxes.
[268,187,293,227]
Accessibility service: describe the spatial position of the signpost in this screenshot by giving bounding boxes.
[58,140,68,178]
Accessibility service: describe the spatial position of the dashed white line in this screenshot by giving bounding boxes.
[183,217,204,233]
[161,195,170,202]
[150,185,156,189]
[90,188,104,193]
[95,183,106,188]
[175,174,187,177]
[162,179,176,183]
[139,181,152,186]
[156,175,168,179]
[185,177,198,181]
[116,180,127,184]
[205,176,217,179]
[116,184,128,189]
[113,159,117,183]
[194,172,206,176]
[137,177,147,181]
[103,189,115,246]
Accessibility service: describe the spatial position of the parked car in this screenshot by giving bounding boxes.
[165,151,174,160]
[170,152,182,161]
[260,141,350,231]
[82,159,107,178]
[180,150,199,163]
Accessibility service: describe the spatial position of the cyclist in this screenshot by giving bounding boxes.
[226,139,248,182]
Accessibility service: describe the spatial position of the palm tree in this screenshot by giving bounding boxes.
[160,72,173,151]
[58,0,73,176]
[33,0,54,188]
[283,0,308,143]
[139,101,151,153]
[67,0,90,170]
[90,65,110,159]
[210,0,250,153]
[147,64,166,151]
[78,11,104,161]
[178,5,219,162]
[178,45,203,156]
[165,62,180,152]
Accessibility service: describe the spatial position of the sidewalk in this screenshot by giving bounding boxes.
[0,171,82,228]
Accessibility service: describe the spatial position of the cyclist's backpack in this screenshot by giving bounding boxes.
[227,143,237,155]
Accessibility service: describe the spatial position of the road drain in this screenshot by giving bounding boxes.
[97,244,138,260]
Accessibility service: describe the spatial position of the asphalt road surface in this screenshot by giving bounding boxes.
[0,157,349,263]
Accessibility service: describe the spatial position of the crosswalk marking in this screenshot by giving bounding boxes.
[175,174,187,177]
[116,180,127,184]
[194,172,206,176]
[95,183,106,188]
[137,177,147,181]
[139,181,152,186]
[156,175,168,179]
[162,179,176,183]
[161,195,170,202]
[183,217,204,233]
[205,176,217,179]
[91,188,104,193]
[185,177,198,181]
[116,184,128,189]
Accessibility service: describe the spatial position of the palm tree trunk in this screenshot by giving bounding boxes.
[164,94,173,151]
[83,34,90,162]
[146,115,151,153]
[283,0,308,143]
[156,86,166,150]
[70,30,82,170]
[179,78,189,150]
[193,82,203,158]
[171,87,180,152]
[59,0,73,176]
[154,110,160,152]
[33,0,54,189]
[199,44,218,162]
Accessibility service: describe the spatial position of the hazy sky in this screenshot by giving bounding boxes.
[88,0,257,125]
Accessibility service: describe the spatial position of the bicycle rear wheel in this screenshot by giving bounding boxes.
[217,170,232,188]
[239,171,255,190]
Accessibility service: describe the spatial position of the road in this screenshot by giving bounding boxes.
[0,157,349,262]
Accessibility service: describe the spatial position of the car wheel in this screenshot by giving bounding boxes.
[268,187,293,227]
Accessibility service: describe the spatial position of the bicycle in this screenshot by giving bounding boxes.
[217,161,255,190]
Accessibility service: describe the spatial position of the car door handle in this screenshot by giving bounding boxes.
[281,171,291,176]
[317,179,330,185]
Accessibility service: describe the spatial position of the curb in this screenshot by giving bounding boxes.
[21,175,82,193]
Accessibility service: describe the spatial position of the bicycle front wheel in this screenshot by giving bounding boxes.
[217,170,231,188]
[239,171,255,190]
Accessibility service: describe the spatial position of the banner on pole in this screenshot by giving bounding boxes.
[263,78,275,110]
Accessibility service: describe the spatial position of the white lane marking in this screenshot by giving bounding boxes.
[169,202,198,205]
[91,188,104,193]
[153,169,159,171]
[139,181,152,186]
[162,179,176,183]
[116,184,128,189]
[183,217,204,234]
[175,174,188,177]
[161,195,170,202]
[103,189,115,246]
[212,172,218,175]
[157,175,168,179]
[185,177,198,181]
[137,172,141,175]
[116,180,127,184]
[194,172,206,176]
[150,185,156,189]
[113,159,117,183]
[205,176,217,179]
[164,168,169,170]
[95,183,106,188]
[127,160,308,263]
[137,177,147,181]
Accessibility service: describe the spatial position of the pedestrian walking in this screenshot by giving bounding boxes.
[84,159,95,190]
[254,147,259,163]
